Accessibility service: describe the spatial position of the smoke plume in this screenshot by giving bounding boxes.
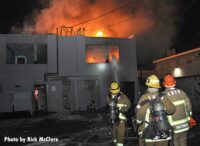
[11,0,179,38]
[10,0,180,67]
[10,0,155,37]
[136,0,180,68]
[11,0,180,37]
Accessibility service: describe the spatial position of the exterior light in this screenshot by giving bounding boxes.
[173,67,182,77]
[97,63,106,71]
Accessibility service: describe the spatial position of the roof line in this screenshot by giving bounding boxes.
[153,47,200,64]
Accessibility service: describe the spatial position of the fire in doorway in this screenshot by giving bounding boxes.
[34,84,47,112]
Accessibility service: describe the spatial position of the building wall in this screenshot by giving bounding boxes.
[47,80,63,112]
[176,76,200,112]
[0,35,48,113]
[0,36,6,65]
[155,50,200,78]
[154,49,200,112]
[58,36,78,75]
[67,76,101,111]
[57,36,138,107]
[0,34,138,112]
[57,36,137,78]
[0,35,48,93]
[47,34,57,73]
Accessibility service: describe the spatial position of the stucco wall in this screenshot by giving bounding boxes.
[58,36,138,105]
[0,34,138,112]
[155,50,200,78]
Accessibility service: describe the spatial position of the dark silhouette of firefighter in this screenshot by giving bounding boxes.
[163,73,192,146]
[136,75,176,146]
[107,81,131,146]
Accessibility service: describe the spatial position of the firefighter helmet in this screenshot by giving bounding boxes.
[146,75,161,88]
[163,73,176,87]
[110,81,120,94]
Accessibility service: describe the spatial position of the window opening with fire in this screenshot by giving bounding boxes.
[86,45,119,64]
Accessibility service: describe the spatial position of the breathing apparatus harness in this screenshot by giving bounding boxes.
[140,93,172,140]
[108,92,122,125]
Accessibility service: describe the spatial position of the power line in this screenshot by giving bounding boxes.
[72,1,134,27]
[82,0,196,33]
[86,12,145,32]
[86,0,196,33]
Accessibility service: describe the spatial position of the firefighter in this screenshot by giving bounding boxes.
[107,81,131,146]
[163,73,192,146]
[136,75,176,146]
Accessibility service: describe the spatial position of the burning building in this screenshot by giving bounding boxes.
[0,34,138,113]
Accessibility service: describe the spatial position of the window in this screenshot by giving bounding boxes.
[86,45,119,64]
[6,43,47,64]
[35,44,47,64]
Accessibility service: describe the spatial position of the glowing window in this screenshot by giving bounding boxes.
[86,45,119,64]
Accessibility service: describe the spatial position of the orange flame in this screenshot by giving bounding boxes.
[21,0,157,38]
[95,31,104,37]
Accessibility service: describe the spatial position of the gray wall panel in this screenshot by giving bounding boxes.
[0,37,6,65]
[58,37,78,76]
[48,80,63,112]
[47,35,57,73]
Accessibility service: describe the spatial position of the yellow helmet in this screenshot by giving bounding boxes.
[145,75,161,88]
[110,81,120,94]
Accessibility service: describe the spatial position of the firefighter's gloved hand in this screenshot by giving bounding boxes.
[117,104,127,112]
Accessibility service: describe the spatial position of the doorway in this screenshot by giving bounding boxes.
[34,84,47,112]
[120,81,135,106]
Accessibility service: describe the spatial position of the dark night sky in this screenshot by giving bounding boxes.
[172,0,200,53]
[0,0,50,33]
[0,0,200,53]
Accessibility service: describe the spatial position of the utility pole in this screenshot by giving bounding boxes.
[58,25,85,36]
